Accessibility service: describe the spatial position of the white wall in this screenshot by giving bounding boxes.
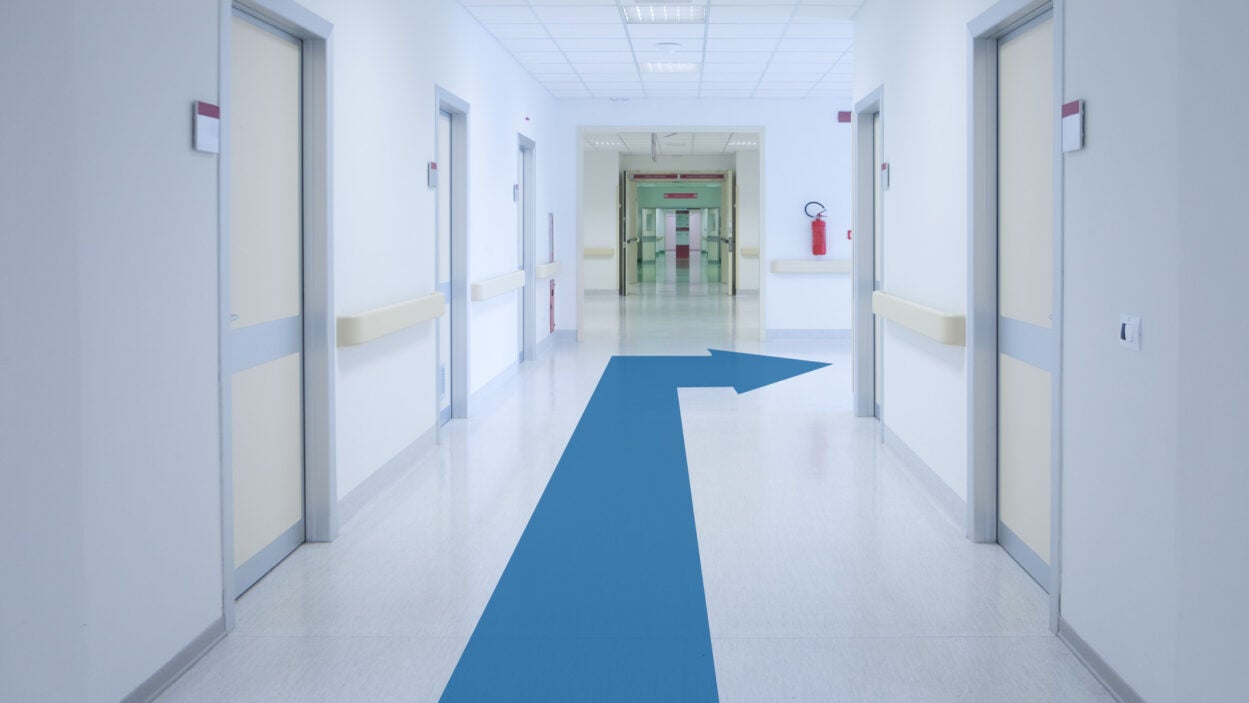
[1175,3,1249,699]
[854,0,993,496]
[0,0,568,698]
[580,149,620,291]
[1,2,224,701]
[856,0,1249,700]
[296,0,567,498]
[565,99,852,332]
[1060,2,1180,699]
[734,150,762,291]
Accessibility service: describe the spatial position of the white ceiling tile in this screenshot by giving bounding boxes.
[533,0,623,5]
[706,23,786,39]
[513,51,569,63]
[700,51,772,63]
[645,89,702,97]
[704,37,780,52]
[531,5,622,23]
[488,24,554,40]
[469,6,539,23]
[543,22,626,38]
[499,37,561,52]
[576,63,643,75]
[700,89,757,98]
[626,25,708,40]
[564,50,638,64]
[775,36,852,52]
[753,89,811,98]
[458,0,527,5]
[770,51,844,64]
[763,62,831,73]
[557,37,632,52]
[711,5,796,23]
[792,6,858,21]
[633,49,704,62]
[782,22,854,38]
[702,63,767,74]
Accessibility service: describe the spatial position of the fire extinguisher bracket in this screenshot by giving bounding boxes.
[805,201,827,256]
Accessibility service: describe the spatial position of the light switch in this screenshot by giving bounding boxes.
[1119,314,1141,351]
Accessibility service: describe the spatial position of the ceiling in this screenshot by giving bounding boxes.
[457,0,860,101]
[583,131,759,155]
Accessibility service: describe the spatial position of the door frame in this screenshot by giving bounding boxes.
[518,134,537,361]
[967,0,1065,630]
[851,86,884,419]
[217,0,335,629]
[435,87,470,421]
[575,125,767,341]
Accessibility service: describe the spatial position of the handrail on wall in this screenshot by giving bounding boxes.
[583,247,614,258]
[770,259,851,274]
[535,261,561,279]
[337,292,445,347]
[470,269,525,302]
[871,291,966,346]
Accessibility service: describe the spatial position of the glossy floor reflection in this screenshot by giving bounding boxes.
[158,280,1112,702]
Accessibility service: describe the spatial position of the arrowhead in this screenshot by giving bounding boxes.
[707,349,829,394]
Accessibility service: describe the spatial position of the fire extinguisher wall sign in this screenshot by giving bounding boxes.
[805,201,827,256]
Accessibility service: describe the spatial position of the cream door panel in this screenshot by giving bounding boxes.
[997,15,1055,330]
[996,14,1055,586]
[998,353,1052,561]
[230,16,302,330]
[232,352,304,568]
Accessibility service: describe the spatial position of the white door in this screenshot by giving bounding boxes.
[437,110,453,426]
[873,113,884,418]
[229,11,304,596]
[619,173,639,295]
[996,13,1055,589]
[516,146,527,362]
[719,171,735,293]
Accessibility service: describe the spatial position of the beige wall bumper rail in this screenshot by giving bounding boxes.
[770,259,851,274]
[740,247,760,258]
[583,247,614,258]
[471,270,525,302]
[337,292,446,347]
[871,291,966,346]
[535,261,561,279]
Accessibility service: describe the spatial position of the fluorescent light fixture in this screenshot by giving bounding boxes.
[623,5,707,24]
[641,62,700,73]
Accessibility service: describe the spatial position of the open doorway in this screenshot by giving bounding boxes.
[577,128,764,340]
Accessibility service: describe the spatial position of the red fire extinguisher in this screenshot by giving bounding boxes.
[805,201,827,256]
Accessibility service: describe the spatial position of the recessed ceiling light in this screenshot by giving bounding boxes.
[623,5,707,24]
[641,62,700,73]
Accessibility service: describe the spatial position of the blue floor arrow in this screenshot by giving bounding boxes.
[439,350,828,702]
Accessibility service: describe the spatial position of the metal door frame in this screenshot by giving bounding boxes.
[968,0,1066,631]
[852,86,884,419]
[435,88,470,424]
[518,134,537,361]
[217,0,335,629]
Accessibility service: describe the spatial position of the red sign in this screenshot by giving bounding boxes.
[663,193,697,199]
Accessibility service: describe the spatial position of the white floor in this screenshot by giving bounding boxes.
[158,276,1113,702]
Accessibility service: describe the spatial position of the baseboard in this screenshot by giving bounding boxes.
[879,422,966,532]
[468,358,522,414]
[338,424,437,529]
[1058,616,1145,703]
[535,329,576,359]
[765,328,851,340]
[121,616,226,703]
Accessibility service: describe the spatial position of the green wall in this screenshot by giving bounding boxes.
[636,183,721,208]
